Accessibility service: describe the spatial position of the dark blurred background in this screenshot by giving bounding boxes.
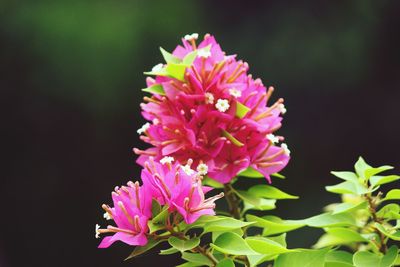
[1,0,400,266]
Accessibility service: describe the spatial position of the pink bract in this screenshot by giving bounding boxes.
[135,34,290,184]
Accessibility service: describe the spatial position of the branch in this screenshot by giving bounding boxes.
[365,194,387,253]
[223,183,242,220]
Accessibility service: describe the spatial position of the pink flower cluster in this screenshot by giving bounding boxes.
[96,157,223,248]
[135,33,290,183]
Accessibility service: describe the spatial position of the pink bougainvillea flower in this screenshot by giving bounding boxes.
[135,33,290,184]
[96,181,152,248]
[141,157,224,224]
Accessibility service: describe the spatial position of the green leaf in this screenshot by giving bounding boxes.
[325,250,354,266]
[246,214,305,236]
[300,212,356,228]
[168,236,200,252]
[216,258,235,267]
[142,84,166,95]
[125,238,163,260]
[365,165,393,180]
[165,63,187,81]
[376,204,400,220]
[151,199,162,218]
[203,217,254,232]
[148,221,165,233]
[384,189,400,201]
[222,130,244,147]
[275,248,329,267]
[313,228,366,248]
[354,156,372,180]
[152,205,169,224]
[160,47,182,64]
[375,223,400,241]
[159,247,179,255]
[211,232,259,255]
[271,172,286,179]
[326,181,369,195]
[331,201,368,215]
[238,167,264,178]
[246,236,292,255]
[182,252,213,266]
[182,45,211,65]
[247,254,272,267]
[144,64,168,76]
[330,171,359,183]
[203,176,224,188]
[370,175,400,187]
[212,229,243,243]
[353,245,398,267]
[248,184,298,199]
[235,101,250,118]
[236,190,276,211]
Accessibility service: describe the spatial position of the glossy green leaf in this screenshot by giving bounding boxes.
[236,190,276,211]
[248,184,298,199]
[235,101,250,118]
[176,263,202,267]
[354,156,372,180]
[182,252,213,266]
[222,130,244,147]
[353,245,398,267]
[216,258,235,267]
[326,181,368,195]
[370,175,400,187]
[246,236,292,255]
[377,204,400,220]
[246,214,304,236]
[148,221,164,233]
[271,172,286,179]
[151,199,162,218]
[238,167,264,178]
[144,65,168,76]
[152,205,169,224]
[384,189,400,201]
[212,229,243,243]
[325,250,354,266]
[125,238,163,260]
[365,165,393,180]
[313,228,366,248]
[211,232,259,255]
[168,236,200,252]
[330,171,359,182]
[332,201,368,215]
[275,248,329,267]
[202,176,224,188]
[142,84,166,95]
[375,223,400,241]
[165,63,187,81]
[160,47,181,64]
[203,217,254,232]
[300,212,356,228]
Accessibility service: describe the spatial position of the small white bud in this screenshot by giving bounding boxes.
[278,103,287,114]
[160,156,174,165]
[215,99,230,112]
[266,134,279,144]
[103,212,112,220]
[198,49,211,58]
[181,164,194,175]
[184,33,199,41]
[281,143,291,155]
[205,92,214,104]
[196,163,208,175]
[151,63,164,72]
[137,122,151,135]
[228,88,242,98]
[95,224,101,239]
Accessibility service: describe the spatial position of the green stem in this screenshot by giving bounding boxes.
[365,194,387,253]
[224,183,242,220]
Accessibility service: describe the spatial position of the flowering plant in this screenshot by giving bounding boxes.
[96,34,400,266]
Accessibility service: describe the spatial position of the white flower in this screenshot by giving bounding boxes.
[281,143,291,155]
[184,33,199,41]
[152,63,164,72]
[205,92,214,104]
[196,163,208,175]
[266,134,279,144]
[103,212,112,220]
[278,103,287,114]
[137,122,151,135]
[160,156,174,165]
[215,99,230,112]
[181,164,194,175]
[198,49,211,58]
[229,88,242,98]
[95,224,101,239]
[153,118,160,125]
